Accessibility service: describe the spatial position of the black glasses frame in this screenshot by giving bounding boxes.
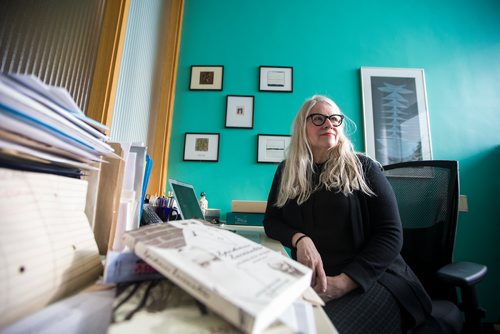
[307,113,344,127]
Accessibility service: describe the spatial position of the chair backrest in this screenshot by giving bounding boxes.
[383,160,460,302]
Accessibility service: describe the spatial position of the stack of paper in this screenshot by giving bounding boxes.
[0,73,117,176]
[0,73,112,330]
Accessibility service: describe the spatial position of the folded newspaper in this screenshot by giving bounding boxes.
[123,220,312,334]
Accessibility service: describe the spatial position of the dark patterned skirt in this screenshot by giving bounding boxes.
[323,281,402,333]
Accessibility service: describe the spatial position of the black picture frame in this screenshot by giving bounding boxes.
[258,66,293,92]
[225,95,255,129]
[183,132,220,162]
[257,134,291,163]
[189,65,224,91]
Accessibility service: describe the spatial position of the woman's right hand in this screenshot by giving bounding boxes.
[294,235,327,293]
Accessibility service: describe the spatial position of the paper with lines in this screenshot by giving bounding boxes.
[0,168,102,329]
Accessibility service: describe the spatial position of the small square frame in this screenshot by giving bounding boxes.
[361,67,432,165]
[183,133,220,162]
[225,95,254,129]
[257,134,291,163]
[258,66,293,92]
[189,65,224,91]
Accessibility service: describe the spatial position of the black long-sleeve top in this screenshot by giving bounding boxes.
[263,155,402,290]
[263,155,432,327]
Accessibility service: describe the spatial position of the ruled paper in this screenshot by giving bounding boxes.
[0,168,102,329]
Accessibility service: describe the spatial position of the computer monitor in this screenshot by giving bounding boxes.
[168,178,204,220]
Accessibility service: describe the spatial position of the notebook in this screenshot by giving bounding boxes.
[0,168,102,329]
[168,178,204,220]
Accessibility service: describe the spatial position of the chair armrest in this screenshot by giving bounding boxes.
[437,261,487,287]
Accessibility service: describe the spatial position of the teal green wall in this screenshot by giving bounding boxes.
[168,0,500,321]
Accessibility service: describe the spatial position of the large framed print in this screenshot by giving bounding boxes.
[183,133,220,162]
[258,66,293,92]
[257,134,291,163]
[189,65,224,91]
[225,95,254,129]
[361,67,432,165]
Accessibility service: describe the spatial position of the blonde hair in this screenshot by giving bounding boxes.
[276,95,374,207]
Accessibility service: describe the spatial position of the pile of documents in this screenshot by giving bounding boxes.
[0,73,111,330]
[0,73,116,176]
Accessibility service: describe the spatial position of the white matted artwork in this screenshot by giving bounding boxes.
[361,67,432,165]
[183,133,220,162]
[258,66,293,92]
[257,134,291,163]
[225,95,254,129]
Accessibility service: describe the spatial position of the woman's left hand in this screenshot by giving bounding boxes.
[318,273,358,302]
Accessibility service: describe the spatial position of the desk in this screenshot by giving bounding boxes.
[4,224,338,334]
[220,224,338,334]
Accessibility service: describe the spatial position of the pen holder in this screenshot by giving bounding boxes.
[156,206,179,222]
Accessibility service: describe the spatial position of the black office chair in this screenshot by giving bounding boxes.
[383,160,487,334]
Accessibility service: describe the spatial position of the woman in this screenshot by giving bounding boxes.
[263,95,431,333]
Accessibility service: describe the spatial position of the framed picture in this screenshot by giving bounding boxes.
[183,133,220,162]
[189,65,224,90]
[258,66,293,92]
[257,134,291,163]
[225,95,254,129]
[360,67,432,165]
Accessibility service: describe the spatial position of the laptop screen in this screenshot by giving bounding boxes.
[168,179,204,220]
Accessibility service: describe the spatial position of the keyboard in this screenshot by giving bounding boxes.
[140,205,163,226]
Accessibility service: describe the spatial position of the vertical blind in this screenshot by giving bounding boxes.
[0,0,105,113]
[109,0,164,144]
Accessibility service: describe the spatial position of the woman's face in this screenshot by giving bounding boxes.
[306,101,343,162]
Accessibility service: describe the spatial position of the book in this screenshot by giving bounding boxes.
[123,220,312,334]
[103,251,162,284]
[0,168,102,330]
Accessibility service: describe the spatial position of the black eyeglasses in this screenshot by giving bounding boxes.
[307,113,344,127]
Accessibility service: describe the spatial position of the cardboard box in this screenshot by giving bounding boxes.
[231,200,267,213]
